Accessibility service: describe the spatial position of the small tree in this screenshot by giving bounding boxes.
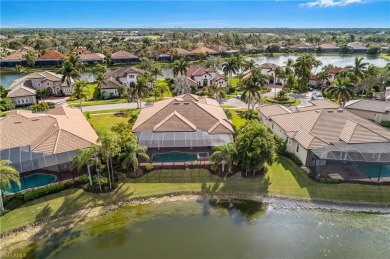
[0,160,20,210]
[30,102,49,113]
[210,143,237,174]
[36,88,48,101]
[235,121,275,176]
[72,81,89,112]
[172,76,192,95]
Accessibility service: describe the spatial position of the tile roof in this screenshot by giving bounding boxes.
[327,67,348,74]
[78,53,105,61]
[258,104,291,119]
[0,107,98,154]
[37,50,65,60]
[106,66,145,79]
[1,46,34,61]
[190,46,218,54]
[297,100,339,112]
[7,85,36,97]
[174,48,192,55]
[345,99,390,113]
[111,50,138,59]
[132,94,234,135]
[100,77,122,89]
[260,63,277,71]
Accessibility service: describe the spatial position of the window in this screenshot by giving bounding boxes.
[37,83,41,87]
[271,123,274,129]
[296,144,300,153]
[129,74,135,78]
[25,98,29,103]
[47,82,50,86]
[17,99,20,104]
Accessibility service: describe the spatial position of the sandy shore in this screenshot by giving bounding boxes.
[1,192,390,253]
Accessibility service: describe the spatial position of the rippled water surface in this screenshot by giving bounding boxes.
[10,199,390,259]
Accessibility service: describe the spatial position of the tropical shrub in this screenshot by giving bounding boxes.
[145,163,154,171]
[224,109,233,119]
[381,121,390,128]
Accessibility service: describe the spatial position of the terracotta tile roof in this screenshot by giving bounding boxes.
[0,107,98,153]
[37,50,65,60]
[132,94,234,134]
[190,46,218,54]
[174,48,192,55]
[345,99,390,113]
[258,104,291,119]
[212,45,227,52]
[111,50,138,59]
[327,67,348,74]
[1,46,34,61]
[260,63,277,71]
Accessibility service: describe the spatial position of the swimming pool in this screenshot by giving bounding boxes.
[357,165,390,179]
[152,152,198,162]
[4,173,57,194]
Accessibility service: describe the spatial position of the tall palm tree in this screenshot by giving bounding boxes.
[244,59,257,71]
[150,67,163,80]
[326,77,355,104]
[222,57,239,86]
[0,160,20,210]
[294,54,319,91]
[70,147,99,186]
[171,58,189,77]
[132,76,150,108]
[210,143,237,174]
[241,68,267,117]
[118,140,149,173]
[348,57,369,81]
[68,55,85,73]
[98,131,121,189]
[317,71,331,87]
[95,72,106,92]
[233,53,245,74]
[59,60,80,93]
[72,81,89,112]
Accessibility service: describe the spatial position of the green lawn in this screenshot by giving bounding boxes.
[87,112,132,133]
[230,109,249,129]
[68,98,127,107]
[84,108,134,115]
[380,53,390,61]
[3,156,390,233]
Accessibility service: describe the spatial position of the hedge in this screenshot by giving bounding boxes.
[266,96,296,104]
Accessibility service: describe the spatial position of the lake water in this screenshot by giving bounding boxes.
[9,199,390,258]
[0,55,387,88]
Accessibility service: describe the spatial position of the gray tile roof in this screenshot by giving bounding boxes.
[345,99,390,113]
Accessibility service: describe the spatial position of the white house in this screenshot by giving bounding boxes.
[100,67,153,99]
[186,65,227,88]
[7,71,73,106]
[242,63,285,85]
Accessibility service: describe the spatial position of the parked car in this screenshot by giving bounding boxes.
[312,92,324,100]
[236,94,242,99]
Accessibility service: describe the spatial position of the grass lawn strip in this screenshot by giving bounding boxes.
[3,156,390,233]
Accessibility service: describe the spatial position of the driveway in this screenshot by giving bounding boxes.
[40,96,68,107]
[81,101,153,112]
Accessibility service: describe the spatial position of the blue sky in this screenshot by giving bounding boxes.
[1,1,389,28]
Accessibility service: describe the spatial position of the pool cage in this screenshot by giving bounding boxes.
[0,146,84,192]
[307,142,390,183]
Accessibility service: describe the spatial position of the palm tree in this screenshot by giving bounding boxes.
[317,71,331,87]
[98,131,121,189]
[327,77,355,104]
[70,147,99,186]
[348,57,368,81]
[72,81,89,112]
[132,76,150,108]
[0,85,8,101]
[241,68,267,117]
[294,54,320,91]
[36,88,48,101]
[205,84,225,103]
[210,143,237,174]
[0,160,20,210]
[171,58,189,77]
[244,59,257,72]
[67,55,85,73]
[13,64,26,74]
[95,72,106,91]
[59,60,80,93]
[118,140,149,173]
[150,67,163,80]
[233,53,245,74]
[222,57,239,86]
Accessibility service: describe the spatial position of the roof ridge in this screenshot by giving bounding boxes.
[31,126,59,151]
[53,128,62,153]
[308,109,326,131]
[194,100,220,121]
[352,120,390,140]
[153,111,196,132]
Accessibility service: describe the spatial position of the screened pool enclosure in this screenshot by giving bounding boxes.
[308,142,390,182]
[0,145,84,192]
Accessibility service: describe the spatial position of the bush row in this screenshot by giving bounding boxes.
[319,178,340,184]
[381,121,390,128]
[266,96,296,104]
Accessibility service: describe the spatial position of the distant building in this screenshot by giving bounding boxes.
[111,50,139,64]
[345,99,390,123]
[0,46,34,67]
[348,42,368,53]
[78,52,105,65]
[35,50,66,67]
[318,43,340,53]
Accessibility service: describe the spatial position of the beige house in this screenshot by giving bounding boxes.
[132,94,234,162]
[186,65,227,88]
[345,99,390,123]
[0,107,98,187]
[258,100,390,180]
[7,71,73,106]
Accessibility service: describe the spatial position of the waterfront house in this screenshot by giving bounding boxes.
[242,63,284,85]
[7,71,73,106]
[186,65,227,87]
[0,46,34,67]
[78,52,105,65]
[0,106,99,191]
[35,50,65,67]
[318,43,340,53]
[132,94,234,163]
[111,50,139,64]
[348,42,368,53]
[258,100,390,182]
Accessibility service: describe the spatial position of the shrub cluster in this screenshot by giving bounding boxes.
[319,178,339,184]
[380,121,390,128]
[274,135,303,166]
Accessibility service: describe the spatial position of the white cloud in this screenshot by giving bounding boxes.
[300,0,366,7]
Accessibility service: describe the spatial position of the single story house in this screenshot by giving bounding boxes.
[318,43,340,53]
[0,46,34,67]
[0,107,99,191]
[186,65,227,88]
[7,71,73,106]
[258,100,390,182]
[132,94,234,163]
[78,52,105,65]
[111,50,139,64]
[190,46,219,56]
[345,99,390,123]
[348,42,368,53]
[35,50,65,67]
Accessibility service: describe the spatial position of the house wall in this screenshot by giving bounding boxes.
[101,89,119,99]
[12,96,36,106]
[215,79,227,87]
[193,74,213,87]
[346,109,390,123]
